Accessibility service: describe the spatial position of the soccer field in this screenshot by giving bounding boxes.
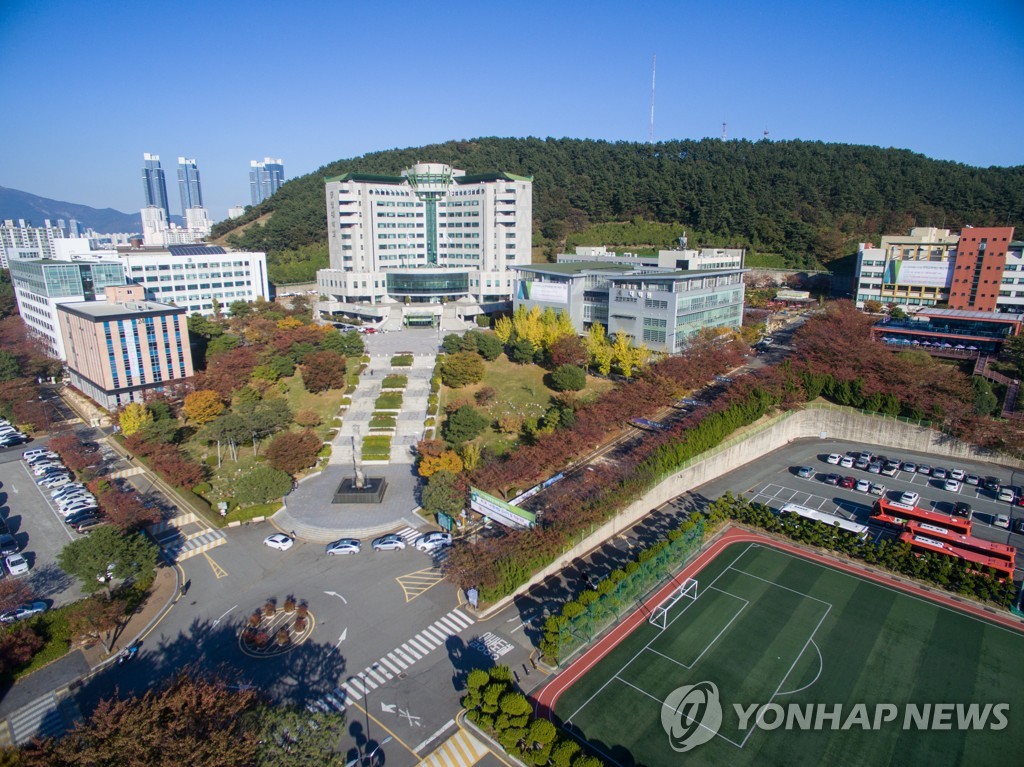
[552,543,1024,767]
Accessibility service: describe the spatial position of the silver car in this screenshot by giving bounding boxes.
[372,534,407,552]
[326,538,361,556]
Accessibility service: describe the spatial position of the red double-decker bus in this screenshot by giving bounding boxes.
[899,530,1014,581]
[871,499,972,535]
[905,521,1016,567]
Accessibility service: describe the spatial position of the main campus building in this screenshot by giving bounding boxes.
[316,163,532,324]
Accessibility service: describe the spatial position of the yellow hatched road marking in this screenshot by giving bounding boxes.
[417,729,487,767]
[397,568,445,602]
[203,552,228,578]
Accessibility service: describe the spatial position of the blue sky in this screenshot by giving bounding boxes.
[2,0,1022,224]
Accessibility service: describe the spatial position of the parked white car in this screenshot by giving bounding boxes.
[415,532,453,552]
[5,553,30,575]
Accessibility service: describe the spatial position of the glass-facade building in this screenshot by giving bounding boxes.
[142,153,171,223]
[177,157,204,213]
[9,259,126,359]
[513,261,746,354]
[250,158,285,205]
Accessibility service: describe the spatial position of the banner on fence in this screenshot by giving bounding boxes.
[470,487,536,529]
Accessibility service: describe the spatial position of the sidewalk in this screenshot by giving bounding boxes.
[82,563,180,666]
[56,385,112,428]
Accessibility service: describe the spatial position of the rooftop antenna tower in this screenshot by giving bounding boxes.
[649,54,656,143]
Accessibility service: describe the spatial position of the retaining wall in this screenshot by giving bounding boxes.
[476,403,1024,618]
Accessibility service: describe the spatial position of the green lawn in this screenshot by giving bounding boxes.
[441,356,615,452]
[554,544,1024,767]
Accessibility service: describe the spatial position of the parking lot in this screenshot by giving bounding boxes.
[738,439,1024,578]
[0,431,141,606]
[0,449,85,607]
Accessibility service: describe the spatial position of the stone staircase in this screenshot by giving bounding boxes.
[973,356,1022,419]
[332,352,435,465]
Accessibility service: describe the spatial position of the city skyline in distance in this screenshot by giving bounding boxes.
[1,0,1022,223]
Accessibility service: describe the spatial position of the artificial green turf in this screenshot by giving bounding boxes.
[553,543,1024,767]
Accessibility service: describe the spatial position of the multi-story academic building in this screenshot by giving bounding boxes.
[57,285,193,409]
[118,244,269,315]
[8,257,127,359]
[855,226,1023,313]
[512,260,746,354]
[316,163,532,322]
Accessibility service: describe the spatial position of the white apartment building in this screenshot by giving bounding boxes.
[316,163,532,317]
[0,219,68,268]
[118,244,269,316]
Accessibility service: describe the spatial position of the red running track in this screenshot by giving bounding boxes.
[533,526,1024,719]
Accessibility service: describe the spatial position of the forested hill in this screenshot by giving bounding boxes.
[212,137,1024,280]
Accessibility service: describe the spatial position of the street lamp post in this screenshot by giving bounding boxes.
[345,664,390,767]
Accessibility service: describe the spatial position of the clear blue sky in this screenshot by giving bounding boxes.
[2,0,1022,224]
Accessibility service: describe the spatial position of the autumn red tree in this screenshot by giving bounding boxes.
[301,351,347,393]
[48,433,102,473]
[194,346,260,399]
[148,445,205,489]
[97,488,158,532]
[0,624,44,679]
[266,430,322,475]
[22,673,260,767]
[548,334,589,368]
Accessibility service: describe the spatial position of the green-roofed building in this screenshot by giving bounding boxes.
[317,163,532,321]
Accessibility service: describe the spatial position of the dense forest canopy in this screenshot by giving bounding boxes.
[212,137,1024,283]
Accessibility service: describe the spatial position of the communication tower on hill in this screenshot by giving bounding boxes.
[649,54,656,143]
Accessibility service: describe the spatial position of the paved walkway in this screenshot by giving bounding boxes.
[273,463,425,542]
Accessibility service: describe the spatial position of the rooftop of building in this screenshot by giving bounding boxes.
[57,299,184,320]
[116,244,228,256]
[515,261,744,278]
[514,261,643,275]
[325,170,532,185]
[914,308,1023,323]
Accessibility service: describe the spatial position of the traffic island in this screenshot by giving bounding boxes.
[238,598,314,658]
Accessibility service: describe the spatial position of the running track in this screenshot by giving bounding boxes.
[533,526,1024,719]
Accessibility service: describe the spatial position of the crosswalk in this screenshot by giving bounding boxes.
[394,526,424,545]
[5,692,77,746]
[417,728,488,767]
[340,608,475,702]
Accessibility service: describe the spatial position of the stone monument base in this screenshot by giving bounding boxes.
[332,477,388,504]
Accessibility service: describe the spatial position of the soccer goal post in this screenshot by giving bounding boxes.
[649,577,699,629]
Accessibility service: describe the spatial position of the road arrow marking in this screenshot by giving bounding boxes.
[338,627,347,643]
[324,591,348,604]
[381,702,396,713]
[212,605,237,628]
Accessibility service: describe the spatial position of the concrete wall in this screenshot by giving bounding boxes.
[476,404,1024,618]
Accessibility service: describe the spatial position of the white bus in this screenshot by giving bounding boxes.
[779,503,870,540]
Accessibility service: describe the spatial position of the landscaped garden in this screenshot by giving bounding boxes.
[115,298,363,523]
[361,435,392,461]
